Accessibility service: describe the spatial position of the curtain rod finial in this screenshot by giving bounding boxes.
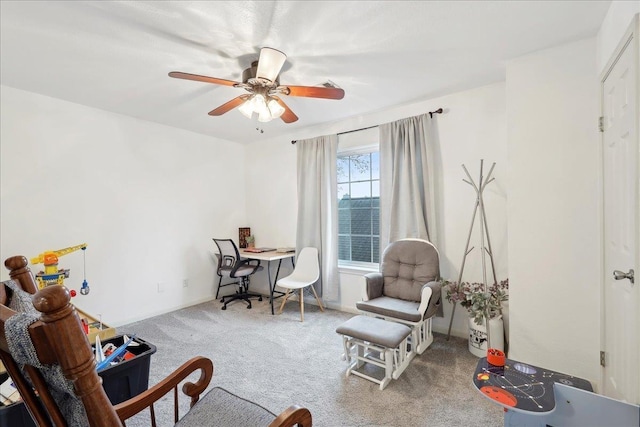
[429,108,443,118]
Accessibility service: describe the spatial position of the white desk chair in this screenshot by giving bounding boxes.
[277,247,324,322]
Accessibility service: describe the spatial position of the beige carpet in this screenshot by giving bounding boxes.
[119,297,503,426]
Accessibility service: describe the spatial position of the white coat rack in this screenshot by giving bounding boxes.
[446,159,498,343]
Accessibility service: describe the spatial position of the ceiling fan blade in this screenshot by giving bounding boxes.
[169,71,239,87]
[281,85,345,100]
[271,96,298,123]
[208,95,250,116]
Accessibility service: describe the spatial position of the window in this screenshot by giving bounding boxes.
[337,151,380,266]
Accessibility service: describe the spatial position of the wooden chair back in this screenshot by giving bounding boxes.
[0,255,121,426]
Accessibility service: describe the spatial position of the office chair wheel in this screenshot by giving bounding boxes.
[258,296,263,301]
[247,304,252,309]
[222,306,227,310]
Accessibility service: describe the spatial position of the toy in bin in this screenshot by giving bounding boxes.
[91,334,157,405]
[94,335,138,371]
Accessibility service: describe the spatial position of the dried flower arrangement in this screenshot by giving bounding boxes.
[442,279,509,325]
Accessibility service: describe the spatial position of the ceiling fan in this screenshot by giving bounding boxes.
[169,47,345,124]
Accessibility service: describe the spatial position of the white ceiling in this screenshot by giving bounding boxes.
[1,1,611,145]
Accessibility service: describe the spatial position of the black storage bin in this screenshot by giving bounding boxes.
[94,334,157,405]
[0,373,36,427]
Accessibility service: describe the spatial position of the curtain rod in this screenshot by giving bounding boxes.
[290,108,443,144]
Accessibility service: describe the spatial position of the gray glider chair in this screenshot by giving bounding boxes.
[356,238,441,355]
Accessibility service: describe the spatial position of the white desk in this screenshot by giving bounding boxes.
[239,250,296,315]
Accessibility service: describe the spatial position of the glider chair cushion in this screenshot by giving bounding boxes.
[176,387,276,426]
[356,239,441,354]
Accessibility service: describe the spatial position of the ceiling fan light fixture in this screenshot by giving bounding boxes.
[256,47,287,83]
[258,110,272,123]
[253,94,270,117]
[267,98,285,119]
[240,94,277,122]
[238,96,255,118]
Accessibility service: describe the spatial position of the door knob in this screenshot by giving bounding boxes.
[613,269,634,284]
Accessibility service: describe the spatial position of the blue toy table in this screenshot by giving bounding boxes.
[473,357,639,426]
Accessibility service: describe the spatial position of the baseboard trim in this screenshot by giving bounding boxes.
[323,301,359,314]
[113,295,469,341]
[112,295,217,327]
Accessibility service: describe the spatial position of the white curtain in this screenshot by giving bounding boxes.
[379,113,437,252]
[295,135,340,300]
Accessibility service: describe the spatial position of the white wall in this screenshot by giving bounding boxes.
[506,38,600,384]
[240,137,298,295]
[0,86,247,326]
[244,82,509,339]
[597,4,639,74]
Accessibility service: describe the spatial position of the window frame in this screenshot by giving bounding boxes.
[337,144,380,272]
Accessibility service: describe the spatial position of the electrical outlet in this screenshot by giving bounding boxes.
[182,279,189,288]
[157,282,165,293]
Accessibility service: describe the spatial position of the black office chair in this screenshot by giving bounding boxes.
[213,238,264,310]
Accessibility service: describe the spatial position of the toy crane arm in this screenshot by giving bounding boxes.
[30,243,88,265]
[30,253,46,265]
[54,243,87,257]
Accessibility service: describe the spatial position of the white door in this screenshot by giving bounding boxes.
[601,17,639,404]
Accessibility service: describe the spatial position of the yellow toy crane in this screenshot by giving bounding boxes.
[31,243,90,295]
